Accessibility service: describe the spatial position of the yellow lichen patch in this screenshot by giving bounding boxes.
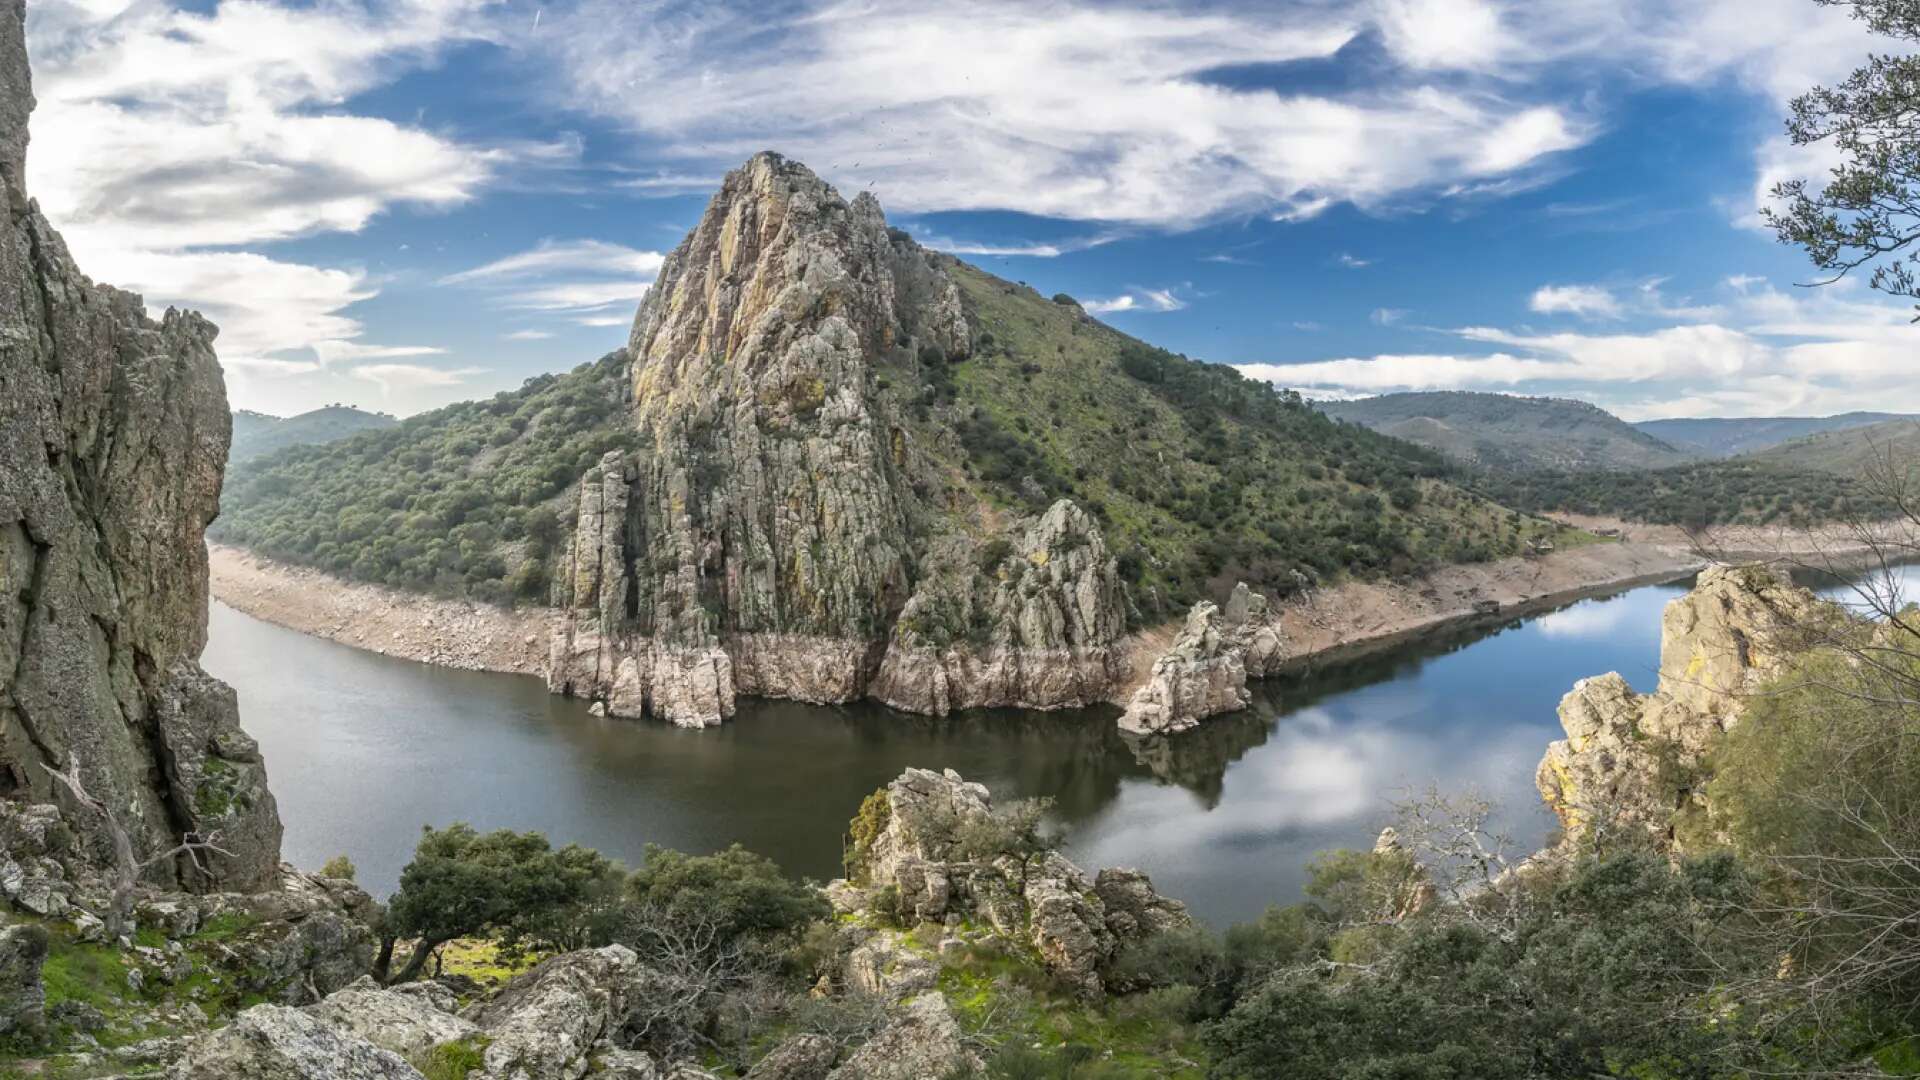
[1685,648,1706,680]
[1028,549,1050,567]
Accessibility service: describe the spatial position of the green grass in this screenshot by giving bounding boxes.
[934,938,1205,1079]
[416,1035,491,1080]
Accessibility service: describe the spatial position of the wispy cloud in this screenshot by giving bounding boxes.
[24,0,506,382]
[1529,284,1623,320]
[504,329,556,341]
[352,362,489,396]
[1238,278,1920,419]
[440,239,665,284]
[919,232,1120,259]
[1371,307,1409,326]
[535,0,1594,227]
[1084,288,1187,315]
[1334,253,1374,269]
[440,239,664,318]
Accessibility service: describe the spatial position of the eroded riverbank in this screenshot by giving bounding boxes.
[210,539,1704,695]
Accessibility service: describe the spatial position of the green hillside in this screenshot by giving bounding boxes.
[213,260,1577,614]
[1633,412,1915,457]
[1479,459,1898,527]
[1739,416,1920,476]
[1320,391,1692,471]
[212,353,638,602]
[228,404,398,464]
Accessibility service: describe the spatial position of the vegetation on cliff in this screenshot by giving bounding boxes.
[212,351,637,604]
[214,249,1569,618]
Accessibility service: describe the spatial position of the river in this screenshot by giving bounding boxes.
[199,566,1902,927]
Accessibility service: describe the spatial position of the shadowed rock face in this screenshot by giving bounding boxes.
[1535,564,1815,849]
[547,153,1131,726]
[0,0,280,889]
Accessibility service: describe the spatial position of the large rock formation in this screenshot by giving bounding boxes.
[1535,564,1817,848]
[0,0,279,888]
[835,767,1189,997]
[547,153,1131,725]
[1119,581,1286,734]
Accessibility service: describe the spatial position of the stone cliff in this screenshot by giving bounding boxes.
[548,154,1134,726]
[1535,564,1816,849]
[0,0,279,889]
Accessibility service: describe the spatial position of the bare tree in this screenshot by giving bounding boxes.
[41,755,230,941]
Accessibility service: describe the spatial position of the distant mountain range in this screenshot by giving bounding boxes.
[1740,416,1920,476]
[229,405,397,465]
[1319,391,1694,472]
[1632,413,1918,458]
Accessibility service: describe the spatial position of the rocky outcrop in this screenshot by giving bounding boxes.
[1119,582,1286,734]
[0,922,46,1040]
[303,978,476,1060]
[836,767,1189,996]
[1535,564,1817,848]
[465,944,650,1080]
[546,153,1132,726]
[869,500,1129,716]
[0,0,280,889]
[825,992,978,1080]
[168,1005,424,1080]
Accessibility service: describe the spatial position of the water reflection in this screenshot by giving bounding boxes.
[207,576,1696,927]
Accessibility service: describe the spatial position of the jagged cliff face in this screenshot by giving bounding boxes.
[1535,564,1814,849]
[548,153,1131,725]
[0,0,279,889]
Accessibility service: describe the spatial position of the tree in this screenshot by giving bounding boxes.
[1766,0,1920,311]
[376,824,616,984]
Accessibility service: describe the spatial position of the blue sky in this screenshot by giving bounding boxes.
[21,0,1918,420]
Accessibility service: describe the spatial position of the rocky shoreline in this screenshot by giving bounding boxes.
[212,534,1703,708]
[208,544,551,675]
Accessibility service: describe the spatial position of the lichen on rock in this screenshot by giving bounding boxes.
[1535,564,1817,849]
[1119,581,1287,735]
[545,153,1134,725]
[0,0,280,890]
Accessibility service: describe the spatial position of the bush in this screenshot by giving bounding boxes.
[319,854,356,882]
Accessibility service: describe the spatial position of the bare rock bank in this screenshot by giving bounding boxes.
[208,544,551,675]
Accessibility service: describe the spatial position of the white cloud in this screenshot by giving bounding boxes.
[440,239,663,320]
[1237,278,1920,419]
[535,0,1594,227]
[23,0,507,388]
[1371,307,1409,326]
[921,233,1120,259]
[351,363,489,395]
[440,240,666,284]
[1529,284,1623,320]
[504,329,556,341]
[1335,253,1373,269]
[1084,288,1187,315]
[576,315,632,328]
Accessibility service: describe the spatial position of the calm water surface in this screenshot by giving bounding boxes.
[204,567,1892,927]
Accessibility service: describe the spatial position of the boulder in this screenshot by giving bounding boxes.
[745,1033,837,1080]
[466,944,645,1080]
[305,979,479,1061]
[167,1005,425,1079]
[0,922,48,1040]
[839,768,1186,996]
[825,993,978,1080]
